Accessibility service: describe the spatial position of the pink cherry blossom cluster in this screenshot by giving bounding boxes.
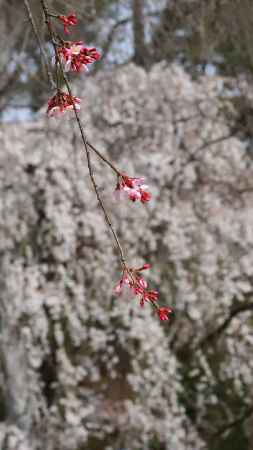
[57,41,100,72]
[47,91,81,117]
[47,14,100,117]
[115,264,173,321]
[115,175,151,203]
[41,4,173,322]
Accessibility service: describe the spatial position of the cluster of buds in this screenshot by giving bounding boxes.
[115,175,151,203]
[114,264,173,321]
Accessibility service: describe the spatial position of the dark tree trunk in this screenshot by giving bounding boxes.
[132,0,148,67]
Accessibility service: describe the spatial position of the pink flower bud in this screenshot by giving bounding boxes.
[58,13,77,34]
[157,307,173,321]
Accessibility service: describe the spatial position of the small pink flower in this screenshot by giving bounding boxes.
[115,175,151,204]
[58,13,77,34]
[114,271,131,295]
[47,91,81,117]
[126,187,141,202]
[57,41,100,72]
[157,307,173,321]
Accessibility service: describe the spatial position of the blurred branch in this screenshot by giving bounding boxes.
[167,132,235,191]
[23,0,55,89]
[200,300,253,347]
[213,405,253,437]
[0,27,31,114]
[0,69,20,114]
[93,10,160,73]
[93,17,129,73]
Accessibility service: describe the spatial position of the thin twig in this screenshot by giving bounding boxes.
[86,141,121,176]
[23,0,55,89]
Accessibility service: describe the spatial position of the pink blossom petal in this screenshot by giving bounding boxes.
[138,278,148,289]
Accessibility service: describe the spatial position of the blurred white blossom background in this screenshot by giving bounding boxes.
[0,62,253,450]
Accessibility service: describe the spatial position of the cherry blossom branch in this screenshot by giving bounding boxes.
[39,0,124,179]
[40,0,126,268]
[31,0,172,321]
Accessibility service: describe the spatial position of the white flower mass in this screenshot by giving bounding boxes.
[0,62,253,450]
